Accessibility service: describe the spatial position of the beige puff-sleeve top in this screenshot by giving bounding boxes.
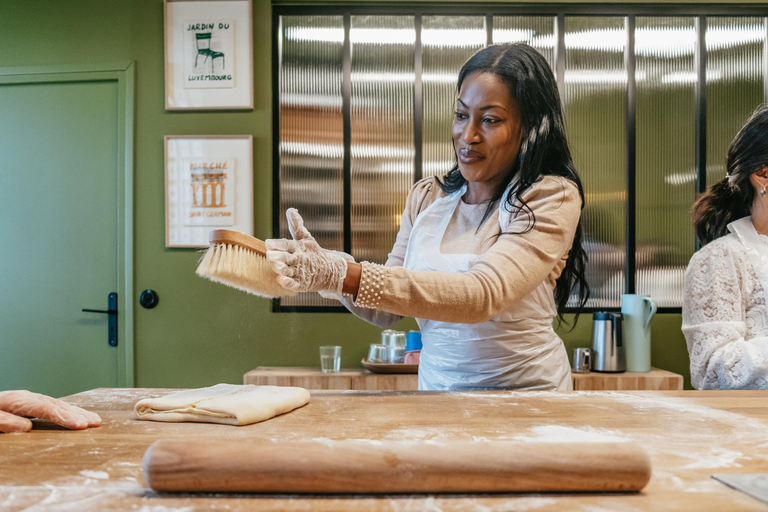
[339,174,582,326]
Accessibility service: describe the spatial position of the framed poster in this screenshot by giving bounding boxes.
[164,0,253,110]
[165,135,253,247]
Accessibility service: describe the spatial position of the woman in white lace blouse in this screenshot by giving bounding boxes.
[683,105,768,390]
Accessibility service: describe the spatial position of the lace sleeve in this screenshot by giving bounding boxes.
[682,242,768,390]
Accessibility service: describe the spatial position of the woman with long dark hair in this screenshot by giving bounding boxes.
[683,105,768,390]
[266,43,589,390]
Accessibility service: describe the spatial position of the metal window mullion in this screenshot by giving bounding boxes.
[414,14,423,184]
[694,16,707,252]
[625,15,636,295]
[486,13,493,46]
[342,14,352,256]
[695,16,707,196]
[272,14,283,312]
[764,17,768,104]
[555,14,565,104]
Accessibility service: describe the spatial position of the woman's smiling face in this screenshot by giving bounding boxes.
[452,71,524,194]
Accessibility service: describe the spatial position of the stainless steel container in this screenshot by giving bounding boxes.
[591,312,626,373]
[572,348,592,373]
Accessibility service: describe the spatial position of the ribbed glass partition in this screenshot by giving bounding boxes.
[275,9,768,311]
[706,17,765,188]
[635,17,696,307]
[422,16,486,179]
[564,17,627,308]
[279,16,344,307]
[350,16,415,263]
[492,16,556,69]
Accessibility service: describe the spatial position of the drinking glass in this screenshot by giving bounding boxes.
[391,331,407,348]
[319,345,341,373]
[389,346,406,364]
[380,329,395,346]
[367,344,389,363]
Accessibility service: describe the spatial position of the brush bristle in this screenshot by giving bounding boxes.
[195,244,296,298]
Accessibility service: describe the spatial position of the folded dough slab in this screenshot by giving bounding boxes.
[134,384,310,426]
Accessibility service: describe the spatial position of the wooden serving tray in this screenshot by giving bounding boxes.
[361,358,418,374]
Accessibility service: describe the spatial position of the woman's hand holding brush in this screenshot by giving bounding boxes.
[265,209,360,299]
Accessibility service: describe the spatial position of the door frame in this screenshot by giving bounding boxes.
[0,62,135,387]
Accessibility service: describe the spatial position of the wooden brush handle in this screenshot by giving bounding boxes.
[209,229,267,257]
[143,439,651,493]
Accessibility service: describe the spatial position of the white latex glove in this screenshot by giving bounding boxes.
[265,208,352,298]
[318,250,355,300]
[0,390,102,433]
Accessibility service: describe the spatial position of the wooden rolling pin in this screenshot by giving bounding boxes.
[143,439,651,493]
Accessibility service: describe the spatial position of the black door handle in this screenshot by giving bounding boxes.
[82,292,118,347]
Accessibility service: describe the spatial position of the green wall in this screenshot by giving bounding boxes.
[1,0,694,390]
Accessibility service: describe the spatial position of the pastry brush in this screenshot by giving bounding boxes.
[195,229,296,298]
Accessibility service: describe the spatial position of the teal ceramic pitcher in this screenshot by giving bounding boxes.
[621,294,657,372]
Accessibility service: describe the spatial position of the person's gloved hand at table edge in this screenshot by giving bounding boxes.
[265,208,355,301]
[0,390,102,433]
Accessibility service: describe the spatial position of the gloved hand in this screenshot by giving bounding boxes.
[0,390,102,433]
[317,249,355,300]
[265,208,352,299]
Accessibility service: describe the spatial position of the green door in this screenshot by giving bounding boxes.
[0,68,133,397]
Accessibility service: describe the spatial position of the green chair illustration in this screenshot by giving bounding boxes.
[195,33,225,71]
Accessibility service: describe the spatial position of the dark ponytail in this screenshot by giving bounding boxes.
[692,178,751,246]
[693,105,768,246]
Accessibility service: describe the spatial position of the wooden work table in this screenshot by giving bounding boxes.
[244,366,684,390]
[1,388,767,511]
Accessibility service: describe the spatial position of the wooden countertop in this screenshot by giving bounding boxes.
[244,366,684,391]
[1,388,767,511]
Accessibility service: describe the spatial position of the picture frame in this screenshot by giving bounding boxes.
[165,135,253,247]
[164,0,253,110]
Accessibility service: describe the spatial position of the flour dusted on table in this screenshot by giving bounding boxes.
[134,384,310,426]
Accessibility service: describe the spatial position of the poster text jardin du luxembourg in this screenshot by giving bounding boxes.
[183,20,235,89]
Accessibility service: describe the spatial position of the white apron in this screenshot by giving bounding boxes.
[403,183,572,391]
[728,216,768,305]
